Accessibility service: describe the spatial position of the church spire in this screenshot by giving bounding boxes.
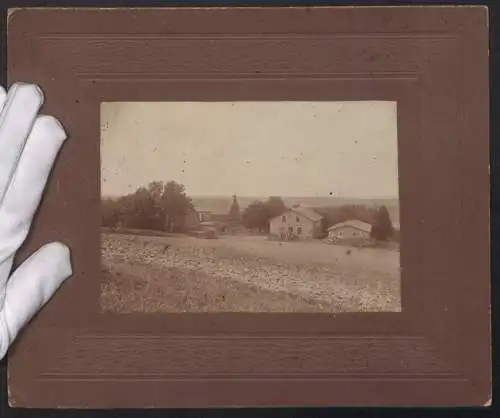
[228,194,240,220]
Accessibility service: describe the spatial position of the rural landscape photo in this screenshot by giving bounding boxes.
[100,101,401,313]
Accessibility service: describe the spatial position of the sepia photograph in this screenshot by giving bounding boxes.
[100,101,401,313]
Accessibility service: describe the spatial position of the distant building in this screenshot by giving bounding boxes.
[197,210,213,222]
[187,195,243,234]
[327,220,372,243]
[269,206,323,240]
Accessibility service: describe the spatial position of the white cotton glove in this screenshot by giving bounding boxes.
[0,83,72,360]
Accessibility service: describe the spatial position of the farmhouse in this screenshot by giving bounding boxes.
[327,220,372,243]
[269,206,323,240]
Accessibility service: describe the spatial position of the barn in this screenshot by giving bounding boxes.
[327,220,372,244]
[269,206,323,240]
[185,195,243,234]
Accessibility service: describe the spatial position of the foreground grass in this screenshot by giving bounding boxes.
[102,261,344,313]
[101,233,401,313]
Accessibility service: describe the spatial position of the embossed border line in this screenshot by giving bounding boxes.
[34,334,464,383]
[37,375,467,383]
[37,33,460,41]
[77,72,421,81]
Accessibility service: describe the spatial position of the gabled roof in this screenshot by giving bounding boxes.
[289,206,323,222]
[328,219,372,233]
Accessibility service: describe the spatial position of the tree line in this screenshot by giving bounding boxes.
[102,181,395,241]
[102,180,193,233]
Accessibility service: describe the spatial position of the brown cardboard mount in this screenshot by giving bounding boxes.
[6,6,490,408]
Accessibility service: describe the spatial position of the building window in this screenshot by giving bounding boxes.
[296,216,300,223]
[297,226,302,235]
[289,226,293,233]
[282,215,286,223]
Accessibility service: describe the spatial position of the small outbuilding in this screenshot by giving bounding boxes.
[327,220,372,243]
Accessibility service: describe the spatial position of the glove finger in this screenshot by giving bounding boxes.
[0,255,14,307]
[0,115,67,265]
[0,87,6,113]
[0,83,44,204]
[0,242,72,357]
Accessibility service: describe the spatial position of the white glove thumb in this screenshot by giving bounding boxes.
[0,242,72,359]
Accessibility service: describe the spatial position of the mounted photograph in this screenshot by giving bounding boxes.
[100,101,401,313]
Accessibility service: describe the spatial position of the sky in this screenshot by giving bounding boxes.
[100,101,399,199]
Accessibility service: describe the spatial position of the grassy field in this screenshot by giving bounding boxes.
[101,233,401,313]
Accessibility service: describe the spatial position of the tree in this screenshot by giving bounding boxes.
[264,196,287,219]
[242,200,269,232]
[241,196,287,233]
[162,181,194,233]
[147,181,166,229]
[116,187,159,230]
[370,205,394,241]
[147,181,164,201]
[101,198,120,228]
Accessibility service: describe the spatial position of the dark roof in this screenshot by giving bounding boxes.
[289,206,323,222]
